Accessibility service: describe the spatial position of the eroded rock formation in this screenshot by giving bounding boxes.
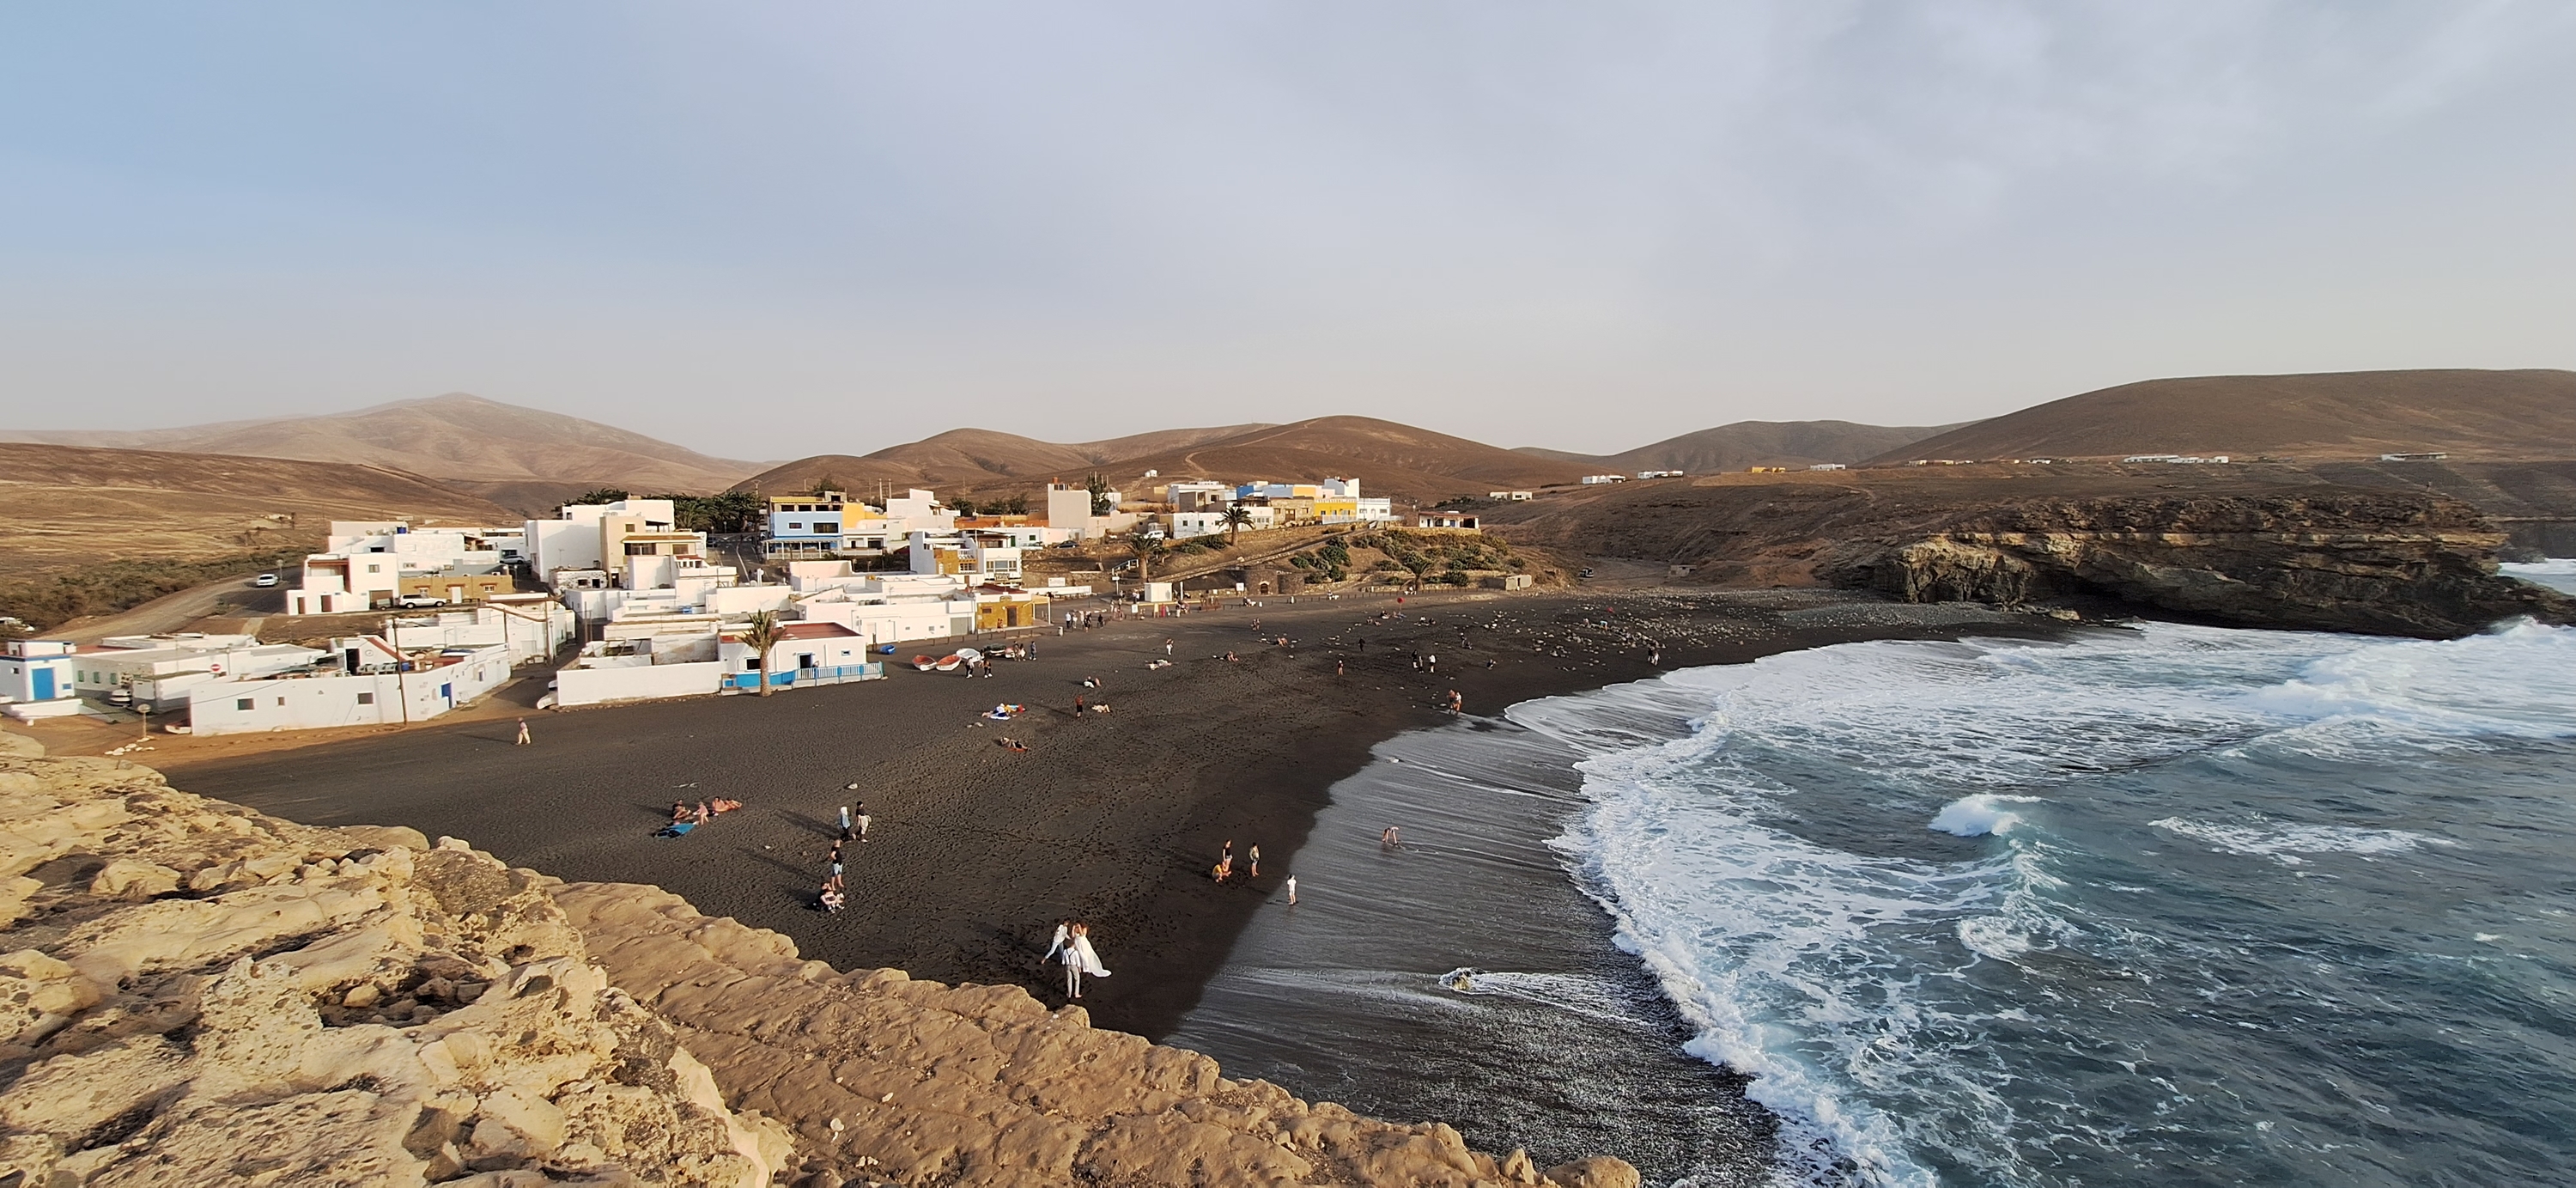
[1821,492,2574,637]
[0,730,1636,1188]
[0,735,789,1186]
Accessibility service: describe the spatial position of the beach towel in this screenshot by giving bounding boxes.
[653,821,696,838]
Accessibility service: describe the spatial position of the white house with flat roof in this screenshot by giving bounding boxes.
[0,640,81,718]
[184,637,513,735]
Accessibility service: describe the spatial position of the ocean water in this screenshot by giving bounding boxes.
[2500,557,2576,594]
[1521,619,2576,1187]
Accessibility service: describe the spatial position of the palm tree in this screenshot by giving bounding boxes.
[1128,534,1163,581]
[1219,504,1253,547]
[740,610,786,697]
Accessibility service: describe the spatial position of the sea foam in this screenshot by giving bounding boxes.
[1518,620,2576,1188]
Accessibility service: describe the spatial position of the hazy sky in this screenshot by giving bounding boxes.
[4,2,2573,460]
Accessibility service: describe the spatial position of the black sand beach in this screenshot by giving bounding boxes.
[161,588,2058,1043]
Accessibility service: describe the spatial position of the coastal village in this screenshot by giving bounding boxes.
[2,471,1563,734]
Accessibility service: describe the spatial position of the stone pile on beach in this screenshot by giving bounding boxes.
[0,728,1637,1188]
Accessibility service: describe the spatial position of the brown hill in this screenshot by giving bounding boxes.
[1871,369,2576,464]
[2,393,763,493]
[1591,419,1967,473]
[742,417,1590,505]
[0,442,519,579]
[734,423,1280,498]
[1072,423,1274,464]
[1103,416,1594,503]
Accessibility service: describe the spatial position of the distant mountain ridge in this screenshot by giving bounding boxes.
[1,393,765,497]
[1872,369,2576,464]
[735,417,1590,504]
[1524,419,1967,473]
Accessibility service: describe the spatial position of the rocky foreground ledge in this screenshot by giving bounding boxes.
[0,732,1637,1188]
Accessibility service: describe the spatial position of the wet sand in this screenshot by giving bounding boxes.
[160,587,2058,1039]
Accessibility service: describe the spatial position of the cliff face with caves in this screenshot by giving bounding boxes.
[0,730,1637,1188]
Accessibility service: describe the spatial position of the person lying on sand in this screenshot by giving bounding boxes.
[995,737,1030,752]
[710,797,743,814]
[671,801,693,823]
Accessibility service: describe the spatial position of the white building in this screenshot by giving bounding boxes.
[524,497,680,576]
[908,531,1023,581]
[380,601,576,667]
[1487,490,1534,501]
[1167,505,1279,539]
[185,638,515,735]
[0,640,80,719]
[1579,474,1627,484]
[1807,464,1846,472]
[68,634,326,712]
[1045,482,1132,540]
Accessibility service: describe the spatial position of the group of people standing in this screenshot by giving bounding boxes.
[817,797,872,912]
[1212,838,1261,883]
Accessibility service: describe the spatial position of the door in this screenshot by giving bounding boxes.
[32,667,54,700]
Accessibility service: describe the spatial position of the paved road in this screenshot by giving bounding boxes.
[55,574,285,643]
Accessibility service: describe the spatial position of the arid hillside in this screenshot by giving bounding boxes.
[3,393,763,495]
[1105,417,1593,503]
[0,442,516,578]
[1530,418,1968,473]
[734,424,1275,497]
[738,417,1580,504]
[1873,369,2576,463]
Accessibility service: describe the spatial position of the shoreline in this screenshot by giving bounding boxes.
[157,588,2069,1041]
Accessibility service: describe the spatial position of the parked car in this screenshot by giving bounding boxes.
[394,595,446,609]
[106,687,133,706]
[252,573,279,588]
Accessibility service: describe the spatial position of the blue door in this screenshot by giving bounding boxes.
[32,667,54,699]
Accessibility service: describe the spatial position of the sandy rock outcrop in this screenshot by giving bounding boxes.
[549,880,1627,1188]
[0,735,788,1186]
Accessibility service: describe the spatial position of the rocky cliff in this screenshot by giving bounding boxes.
[1483,466,2572,638]
[1820,492,2574,637]
[0,731,1637,1188]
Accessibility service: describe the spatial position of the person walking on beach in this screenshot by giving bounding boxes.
[1164,638,1175,656]
[1248,844,1261,877]
[1425,654,1437,674]
[1285,875,1297,905]
[1336,659,1345,679]
[839,803,854,839]
[854,802,872,842]
[515,718,531,745]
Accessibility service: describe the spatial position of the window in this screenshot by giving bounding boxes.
[236,698,253,711]
[625,542,657,556]
[368,564,382,573]
[355,691,374,705]
[275,697,286,706]
[787,521,805,530]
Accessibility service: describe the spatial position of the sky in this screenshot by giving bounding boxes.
[3,2,2573,460]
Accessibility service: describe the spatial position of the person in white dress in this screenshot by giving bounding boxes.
[1045,923,1112,999]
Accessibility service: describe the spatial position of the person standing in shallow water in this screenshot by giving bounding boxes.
[1285,875,1297,905]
